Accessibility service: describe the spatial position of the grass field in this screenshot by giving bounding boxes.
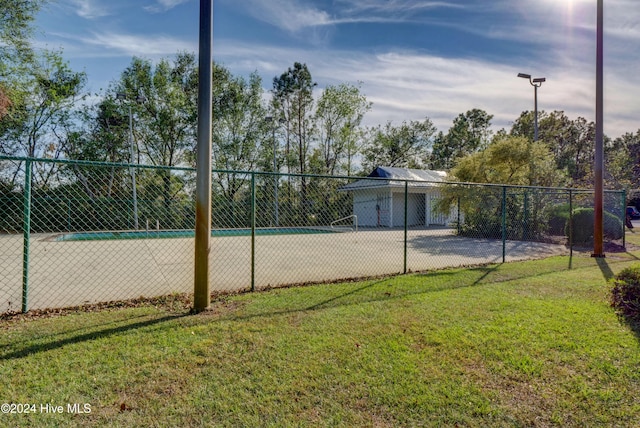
[1,235,640,427]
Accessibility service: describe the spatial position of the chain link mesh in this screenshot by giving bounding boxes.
[0,156,627,314]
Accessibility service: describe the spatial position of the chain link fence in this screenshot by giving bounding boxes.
[0,156,627,314]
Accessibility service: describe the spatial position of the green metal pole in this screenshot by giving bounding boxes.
[523,191,529,240]
[22,160,32,313]
[622,189,627,249]
[502,186,507,263]
[457,195,461,235]
[569,189,573,268]
[251,172,256,291]
[404,181,408,274]
[67,198,71,231]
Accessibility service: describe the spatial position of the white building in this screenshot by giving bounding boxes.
[340,166,458,228]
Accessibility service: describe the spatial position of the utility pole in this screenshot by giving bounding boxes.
[194,0,213,312]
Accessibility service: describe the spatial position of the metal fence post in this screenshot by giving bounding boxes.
[457,195,461,235]
[622,189,627,249]
[404,181,408,274]
[22,159,32,313]
[569,189,573,267]
[251,172,256,291]
[523,190,529,240]
[502,186,507,263]
[67,198,72,232]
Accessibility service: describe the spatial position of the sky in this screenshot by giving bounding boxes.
[34,0,640,139]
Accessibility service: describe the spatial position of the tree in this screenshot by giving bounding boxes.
[58,97,131,201]
[106,53,199,227]
[271,62,317,220]
[607,130,640,189]
[0,50,86,187]
[441,135,563,241]
[0,0,47,119]
[272,62,316,176]
[212,63,267,202]
[450,135,561,187]
[313,83,371,176]
[430,108,493,170]
[513,110,597,186]
[117,53,198,168]
[361,119,437,171]
[509,110,549,142]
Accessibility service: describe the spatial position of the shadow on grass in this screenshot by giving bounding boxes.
[595,257,615,281]
[218,260,573,323]
[621,318,640,345]
[0,313,187,361]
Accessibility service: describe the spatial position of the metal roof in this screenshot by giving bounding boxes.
[368,166,447,182]
[341,166,447,192]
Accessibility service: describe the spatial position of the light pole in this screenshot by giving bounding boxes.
[517,73,546,141]
[593,0,605,257]
[265,116,284,226]
[193,0,213,312]
[116,93,145,230]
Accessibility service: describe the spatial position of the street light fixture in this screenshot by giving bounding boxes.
[116,92,146,230]
[518,73,546,142]
[265,116,285,226]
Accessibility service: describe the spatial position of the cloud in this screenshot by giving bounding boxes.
[336,0,465,16]
[52,31,196,58]
[214,38,637,137]
[68,0,111,19]
[241,0,333,32]
[144,0,191,13]
[88,32,196,56]
[238,0,466,33]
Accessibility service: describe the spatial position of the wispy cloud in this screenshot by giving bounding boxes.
[52,31,196,57]
[336,0,465,16]
[88,32,195,56]
[144,0,191,13]
[241,0,333,32]
[68,0,111,19]
[214,38,636,137]
[240,0,466,33]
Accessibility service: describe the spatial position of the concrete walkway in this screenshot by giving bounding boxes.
[0,228,568,313]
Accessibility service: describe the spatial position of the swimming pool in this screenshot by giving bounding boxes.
[54,227,340,241]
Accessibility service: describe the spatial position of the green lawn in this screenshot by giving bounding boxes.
[1,237,640,427]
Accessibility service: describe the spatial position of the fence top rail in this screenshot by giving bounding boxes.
[0,155,623,195]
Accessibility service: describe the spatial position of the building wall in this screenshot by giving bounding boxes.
[353,189,391,227]
[391,192,424,227]
[425,190,460,225]
[351,187,457,227]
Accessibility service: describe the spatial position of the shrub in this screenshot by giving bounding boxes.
[566,208,623,245]
[610,266,640,326]
[547,203,570,236]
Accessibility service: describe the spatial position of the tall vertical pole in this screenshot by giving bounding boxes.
[534,85,539,142]
[593,0,605,257]
[273,126,279,226]
[502,186,507,263]
[569,189,574,268]
[403,181,408,274]
[251,173,256,291]
[22,160,32,313]
[129,105,139,230]
[194,0,213,312]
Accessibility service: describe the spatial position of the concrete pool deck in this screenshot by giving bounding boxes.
[0,227,569,313]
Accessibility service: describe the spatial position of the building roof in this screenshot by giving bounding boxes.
[341,166,447,192]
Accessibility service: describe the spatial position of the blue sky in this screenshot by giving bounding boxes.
[35,0,640,138]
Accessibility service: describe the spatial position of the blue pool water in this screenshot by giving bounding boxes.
[55,227,338,241]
